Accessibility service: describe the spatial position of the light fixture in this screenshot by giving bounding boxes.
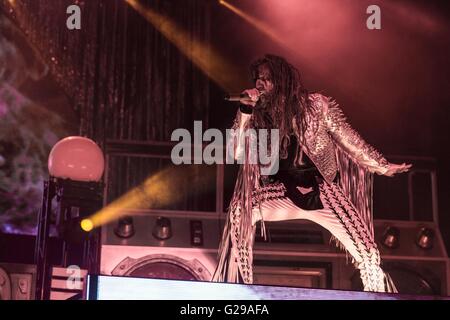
[152,217,172,240]
[416,227,434,250]
[35,136,104,299]
[48,136,105,182]
[381,226,400,249]
[114,217,135,239]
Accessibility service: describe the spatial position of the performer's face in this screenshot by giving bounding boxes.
[255,64,274,96]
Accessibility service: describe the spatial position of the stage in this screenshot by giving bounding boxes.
[86,275,449,301]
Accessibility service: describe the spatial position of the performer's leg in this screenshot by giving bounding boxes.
[318,180,391,292]
[253,183,391,292]
[213,203,255,284]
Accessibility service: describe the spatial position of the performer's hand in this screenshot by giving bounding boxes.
[240,88,261,107]
[384,162,412,177]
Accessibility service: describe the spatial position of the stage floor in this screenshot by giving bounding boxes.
[86,275,449,300]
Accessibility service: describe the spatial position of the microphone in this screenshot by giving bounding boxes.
[224,90,261,102]
[224,93,248,101]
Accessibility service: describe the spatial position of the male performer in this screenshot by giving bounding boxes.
[213,54,411,292]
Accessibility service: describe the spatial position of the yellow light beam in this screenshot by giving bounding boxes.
[219,0,286,48]
[125,0,245,92]
[81,165,215,231]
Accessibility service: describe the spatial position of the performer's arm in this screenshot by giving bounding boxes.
[226,88,259,161]
[227,107,252,161]
[322,95,390,175]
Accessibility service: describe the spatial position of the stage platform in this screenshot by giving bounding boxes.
[86,275,449,300]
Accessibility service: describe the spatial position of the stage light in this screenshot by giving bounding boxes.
[416,227,434,250]
[37,142,104,298]
[80,218,94,232]
[381,226,400,249]
[48,136,105,182]
[114,216,135,239]
[78,164,215,230]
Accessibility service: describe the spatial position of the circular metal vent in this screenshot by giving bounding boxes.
[111,254,212,281]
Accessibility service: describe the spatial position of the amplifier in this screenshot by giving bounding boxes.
[0,263,36,300]
[99,210,449,296]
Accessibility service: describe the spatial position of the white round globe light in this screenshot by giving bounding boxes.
[48,136,105,182]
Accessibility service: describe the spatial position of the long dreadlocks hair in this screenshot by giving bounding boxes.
[250,54,311,159]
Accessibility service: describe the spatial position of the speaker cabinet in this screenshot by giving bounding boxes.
[0,263,36,300]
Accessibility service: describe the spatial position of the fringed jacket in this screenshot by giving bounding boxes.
[231,93,390,182]
[216,93,390,284]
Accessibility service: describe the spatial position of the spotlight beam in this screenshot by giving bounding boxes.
[219,0,282,46]
[125,0,245,91]
[81,165,215,232]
